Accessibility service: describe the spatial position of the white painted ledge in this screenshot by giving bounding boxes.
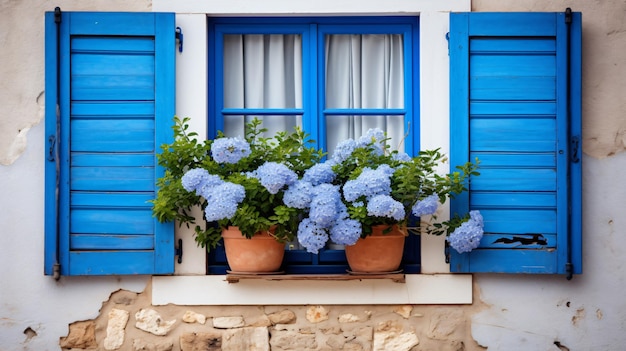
[152,274,472,305]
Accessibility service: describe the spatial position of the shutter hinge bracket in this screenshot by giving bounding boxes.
[571,136,580,163]
[175,26,183,53]
[175,238,183,264]
[445,32,450,56]
[565,262,573,280]
[565,7,572,24]
[54,7,61,24]
[47,135,56,161]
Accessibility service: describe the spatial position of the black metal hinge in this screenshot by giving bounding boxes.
[176,26,183,53]
[175,238,183,264]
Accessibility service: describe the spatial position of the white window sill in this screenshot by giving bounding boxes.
[151,274,472,305]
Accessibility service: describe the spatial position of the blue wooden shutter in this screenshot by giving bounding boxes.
[44,11,176,275]
[449,12,582,274]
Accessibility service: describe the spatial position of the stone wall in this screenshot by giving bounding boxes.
[59,287,486,351]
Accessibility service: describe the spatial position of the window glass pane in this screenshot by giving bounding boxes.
[325,115,405,154]
[224,115,302,138]
[223,34,303,109]
[325,34,404,109]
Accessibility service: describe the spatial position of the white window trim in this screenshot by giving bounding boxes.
[152,0,473,306]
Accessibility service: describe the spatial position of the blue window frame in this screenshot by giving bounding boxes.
[207,17,420,274]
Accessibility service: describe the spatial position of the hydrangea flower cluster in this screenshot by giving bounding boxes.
[210,137,251,164]
[411,194,439,217]
[447,211,484,253]
[181,168,245,222]
[248,161,298,194]
[284,167,361,253]
[343,165,394,202]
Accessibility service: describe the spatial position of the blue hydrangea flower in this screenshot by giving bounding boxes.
[309,184,342,228]
[357,128,386,155]
[411,194,439,217]
[211,137,251,164]
[343,166,392,202]
[392,151,412,162]
[469,210,484,227]
[357,128,386,147]
[181,168,211,193]
[250,162,298,194]
[447,210,484,253]
[331,139,357,164]
[283,180,314,209]
[303,162,336,186]
[202,182,245,221]
[366,194,406,221]
[297,218,329,254]
[204,200,238,222]
[329,218,362,246]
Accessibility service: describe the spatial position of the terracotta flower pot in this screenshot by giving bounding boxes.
[344,225,406,273]
[221,226,285,273]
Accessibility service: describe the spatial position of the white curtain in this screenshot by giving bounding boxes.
[223,33,405,152]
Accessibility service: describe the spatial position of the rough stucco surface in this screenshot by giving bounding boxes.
[0,0,151,165]
[472,0,626,159]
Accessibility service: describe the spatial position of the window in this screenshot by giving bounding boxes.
[207,17,421,274]
[44,7,582,281]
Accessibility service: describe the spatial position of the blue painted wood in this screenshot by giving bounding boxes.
[470,192,557,208]
[45,11,175,276]
[470,118,556,152]
[69,251,158,275]
[70,209,154,234]
[449,12,582,274]
[470,101,557,116]
[451,249,559,274]
[470,168,556,191]
[71,37,155,53]
[70,120,155,152]
[71,234,155,250]
[71,102,154,117]
[71,192,154,208]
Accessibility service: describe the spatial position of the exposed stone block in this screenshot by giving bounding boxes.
[338,313,361,323]
[306,305,329,323]
[270,329,317,350]
[268,309,296,325]
[132,338,174,351]
[222,327,269,351]
[180,332,222,351]
[393,305,413,319]
[59,320,97,349]
[104,308,130,350]
[213,316,245,329]
[135,309,176,336]
[182,311,206,325]
[373,330,419,351]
